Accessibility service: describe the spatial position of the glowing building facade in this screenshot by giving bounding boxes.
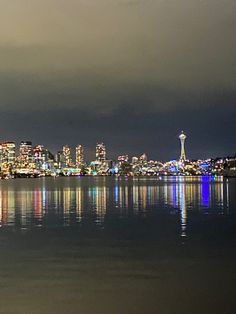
[56,151,65,169]
[76,145,84,168]
[96,143,106,162]
[33,145,46,165]
[63,145,73,167]
[33,145,54,170]
[19,141,33,162]
[0,142,16,164]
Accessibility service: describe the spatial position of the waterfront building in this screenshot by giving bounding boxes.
[76,145,84,168]
[96,143,106,162]
[19,141,33,162]
[55,151,65,169]
[33,145,55,170]
[63,145,73,167]
[6,142,16,164]
[33,145,46,165]
[0,142,16,176]
[0,142,16,164]
[179,131,187,161]
[43,150,55,171]
[223,157,236,177]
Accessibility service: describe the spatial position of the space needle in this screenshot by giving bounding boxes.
[179,131,187,161]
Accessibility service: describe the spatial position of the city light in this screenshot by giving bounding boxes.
[0,133,234,179]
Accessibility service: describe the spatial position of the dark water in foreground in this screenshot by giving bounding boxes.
[0,176,235,314]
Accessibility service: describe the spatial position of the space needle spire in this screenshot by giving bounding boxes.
[179,131,187,161]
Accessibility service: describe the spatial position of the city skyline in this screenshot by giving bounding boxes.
[0,118,235,161]
[0,131,234,164]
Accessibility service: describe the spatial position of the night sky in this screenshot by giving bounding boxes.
[0,0,235,161]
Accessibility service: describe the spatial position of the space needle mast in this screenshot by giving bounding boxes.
[179,131,187,161]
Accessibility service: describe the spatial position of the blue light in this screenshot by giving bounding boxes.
[199,163,210,170]
[170,166,177,173]
[201,176,210,207]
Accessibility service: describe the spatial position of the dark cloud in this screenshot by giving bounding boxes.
[0,0,235,160]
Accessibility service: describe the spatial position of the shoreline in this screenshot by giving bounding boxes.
[0,173,227,180]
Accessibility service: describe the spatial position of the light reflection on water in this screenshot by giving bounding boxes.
[0,176,231,235]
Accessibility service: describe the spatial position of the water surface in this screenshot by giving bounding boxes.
[0,176,235,314]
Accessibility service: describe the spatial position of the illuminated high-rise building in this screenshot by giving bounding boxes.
[7,142,16,163]
[19,141,33,162]
[76,145,84,167]
[0,145,7,165]
[55,151,66,169]
[33,145,46,164]
[63,145,73,167]
[96,143,106,162]
[33,145,54,169]
[179,131,187,161]
[0,142,16,164]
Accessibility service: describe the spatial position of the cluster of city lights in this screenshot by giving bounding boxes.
[0,132,235,179]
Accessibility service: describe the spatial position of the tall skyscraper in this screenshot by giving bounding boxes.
[0,142,16,164]
[179,131,187,160]
[33,145,54,169]
[96,143,106,162]
[63,145,73,167]
[56,151,65,169]
[33,145,46,165]
[19,141,33,162]
[6,142,16,163]
[76,145,84,168]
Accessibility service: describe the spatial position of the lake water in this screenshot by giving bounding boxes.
[0,176,235,314]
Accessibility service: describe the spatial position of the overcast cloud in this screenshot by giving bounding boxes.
[0,0,235,160]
